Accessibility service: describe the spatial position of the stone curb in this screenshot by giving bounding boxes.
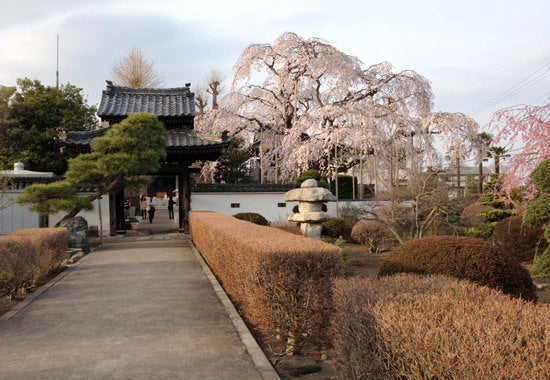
[190,244,281,380]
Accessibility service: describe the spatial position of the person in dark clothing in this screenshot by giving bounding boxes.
[167,195,175,219]
[147,197,156,223]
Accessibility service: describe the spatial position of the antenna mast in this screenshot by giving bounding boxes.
[56,34,59,88]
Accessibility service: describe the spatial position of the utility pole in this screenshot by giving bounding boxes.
[56,34,60,88]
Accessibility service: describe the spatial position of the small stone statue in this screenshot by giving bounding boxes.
[285,179,336,240]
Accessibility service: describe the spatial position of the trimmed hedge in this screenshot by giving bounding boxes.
[189,211,343,356]
[331,275,550,379]
[0,228,68,299]
[379,235,537,301]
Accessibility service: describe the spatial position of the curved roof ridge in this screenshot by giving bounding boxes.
[104,80,192,95]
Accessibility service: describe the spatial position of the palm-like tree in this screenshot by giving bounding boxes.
[488,146,508,176]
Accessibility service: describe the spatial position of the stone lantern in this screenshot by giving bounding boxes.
[285,179,336,239]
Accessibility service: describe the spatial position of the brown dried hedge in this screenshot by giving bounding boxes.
[331,275,550,380]
[351,219,395,254]
[379,235,536,301]
[0,228,68,299]
[189,211,343,356]
[492,215,545,262]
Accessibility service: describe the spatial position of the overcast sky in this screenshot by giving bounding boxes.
[1,0,548,128]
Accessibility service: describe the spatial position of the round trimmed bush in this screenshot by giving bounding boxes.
[460,203,494,227]
[322,218,353,240]
[233,212,269,226]
[492,215,545,262]
[351,219,395,254]
[379,235,537,301]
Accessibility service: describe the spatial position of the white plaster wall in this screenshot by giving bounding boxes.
[190,193,386,222]
[49,195,111,236]
[191,192,297,223]
[0,191,41,235]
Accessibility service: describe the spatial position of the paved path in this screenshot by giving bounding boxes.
[0,232,278,379]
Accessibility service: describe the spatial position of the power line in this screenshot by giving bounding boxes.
[473,54,550,98]
[471,60,550,114]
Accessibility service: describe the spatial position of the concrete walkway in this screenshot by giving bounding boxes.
[0,227,279,379]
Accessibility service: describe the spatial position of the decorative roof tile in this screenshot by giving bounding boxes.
[97,81,195,118]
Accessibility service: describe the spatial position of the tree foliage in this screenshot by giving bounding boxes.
[364,169,457,242]
[523,158,550,275]
[17,113,166,224]
[0,85,16,169]
[196,32,478,190]
[489,102,550,194]
[111,47,163,88]
[0,78,98,173]
[16,180,93,214]
[211,136,253,183]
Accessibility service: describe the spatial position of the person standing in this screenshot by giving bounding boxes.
[167,195,175,219]
[147,196,156,223]
[140,195,148,220]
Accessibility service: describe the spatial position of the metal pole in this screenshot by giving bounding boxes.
[56,34,59,88]
[335,130,339,217]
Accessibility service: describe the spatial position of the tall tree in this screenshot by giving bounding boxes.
[17,113,167,225]
[212,136,253,183]
[422,112,479,192]
[489,102,550,194]
[0,85,16,169]
[111,47,163,88]
[204,32,434,186]
[2,78,98,173]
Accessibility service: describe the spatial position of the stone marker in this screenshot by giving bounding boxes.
[285,179,336,239]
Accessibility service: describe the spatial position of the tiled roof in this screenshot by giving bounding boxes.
[97,81,195,118]
[60,128,109,147]
[59,128,226,149]
[193,183,293,193]
[165,129,225,149]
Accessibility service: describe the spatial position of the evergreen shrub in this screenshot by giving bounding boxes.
[322,217,353,241]
[233,212,269,226]
[379,235,536,301]
[329,175,357,199]
[492,215,545,262]
[294,169,328,189]
[460,203,494,227]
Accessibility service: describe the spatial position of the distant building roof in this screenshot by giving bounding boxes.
[0,162,56,179]
[97,81,195,127]
[193,183,293,193]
